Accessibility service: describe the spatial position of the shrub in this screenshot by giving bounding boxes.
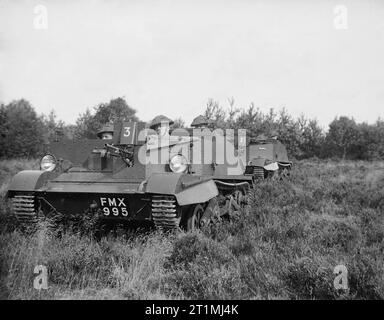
[283,257,336,299]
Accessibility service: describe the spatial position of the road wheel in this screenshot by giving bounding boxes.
[201,197,221,226]
[279,167,290,180]
[229,188,248,217]
[233,190,244,205]
[185,204,205,232]
[268,170,279,181]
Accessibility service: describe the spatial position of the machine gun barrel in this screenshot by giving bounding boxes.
[105,143,134,166]
[105,143,121,155]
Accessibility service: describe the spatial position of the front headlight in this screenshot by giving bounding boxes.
[169,154,188,173]
[40,154,56,172]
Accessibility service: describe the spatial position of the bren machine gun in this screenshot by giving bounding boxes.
[104,143,134,167]
[7,121,292,231]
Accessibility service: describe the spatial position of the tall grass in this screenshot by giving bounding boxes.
[0,159,383,299]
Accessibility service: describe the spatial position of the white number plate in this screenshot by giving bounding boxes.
[99,197,129,217]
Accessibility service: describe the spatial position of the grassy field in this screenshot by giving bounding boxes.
[0,158,383,300]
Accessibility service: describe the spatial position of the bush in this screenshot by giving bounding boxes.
[164,232,244,299]
[0,100,45,158]
[283,257,336,299]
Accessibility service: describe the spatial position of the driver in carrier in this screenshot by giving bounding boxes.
[94,123,115,158]
[149,115,173,136]
[97,123,114,140]
[147,115,174,148]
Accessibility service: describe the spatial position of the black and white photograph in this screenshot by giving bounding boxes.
[0,0,383,306]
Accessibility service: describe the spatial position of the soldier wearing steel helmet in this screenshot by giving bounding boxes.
[255,133,268,141]
[97,123,114,140]
[270,130,279,140]
[147,115,174,148]
[190,115,212,129]
[149,115,174,136]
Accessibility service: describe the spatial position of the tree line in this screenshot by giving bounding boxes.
[203,98,384,160]
[0,97,383,160]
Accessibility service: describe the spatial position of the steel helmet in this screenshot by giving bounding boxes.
[149,115,174,129]
[190,115,211,127]
[97,123,114,139]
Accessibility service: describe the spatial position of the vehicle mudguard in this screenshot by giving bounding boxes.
[145,172,219,206]
[7,170,56,193]
[278,162,292,167]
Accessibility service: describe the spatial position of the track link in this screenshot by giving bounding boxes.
[253,167,265,179]
[11,195,38,223]
[151,195,180,230]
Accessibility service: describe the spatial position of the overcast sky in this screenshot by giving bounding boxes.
[0,0,383,128]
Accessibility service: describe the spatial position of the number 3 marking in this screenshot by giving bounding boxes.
[124,127,131,137]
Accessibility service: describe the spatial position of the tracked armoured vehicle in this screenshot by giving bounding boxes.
[244,134,292,180]
[7,120,291,231]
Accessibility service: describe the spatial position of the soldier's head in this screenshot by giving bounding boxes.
[191,115,211,129]
[101,132,113,140]
[270,130,278,140]
[97,123,114,140]
[149,115,174,136]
